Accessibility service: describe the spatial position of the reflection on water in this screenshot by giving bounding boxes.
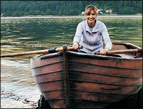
[1,16,142,108]
[1,17,142,55]
[1,17,142,54]
[98,17,142,46]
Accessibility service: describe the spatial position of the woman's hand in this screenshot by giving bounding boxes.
[100,48,109,55]
[73,42,79,50]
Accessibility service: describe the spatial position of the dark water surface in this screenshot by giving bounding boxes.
[1,16,142,108]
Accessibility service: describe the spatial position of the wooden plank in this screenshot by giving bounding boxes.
[38,81,63,92]
[32,63,63,76]
[48,100,66,108]
[69,55,142,69]
[71,91,126,102]
[36,72,62,83]
[72,82,141,95]
[43,91,65,100]
[31,56,62,68]
[69,62,142,79]
[69,72,142,86]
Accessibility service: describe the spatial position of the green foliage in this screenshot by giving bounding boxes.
[1,1,142,16]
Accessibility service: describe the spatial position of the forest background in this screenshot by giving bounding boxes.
[1,1,142,17]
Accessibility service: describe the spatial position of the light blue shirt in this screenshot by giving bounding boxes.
[73,20,112,54]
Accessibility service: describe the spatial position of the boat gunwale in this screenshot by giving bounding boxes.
[32,50,142,62]
[68,51,142,60]
[31,42,142,60]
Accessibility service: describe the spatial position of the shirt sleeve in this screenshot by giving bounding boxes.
[73,23,83,44]
[101,23,112,50]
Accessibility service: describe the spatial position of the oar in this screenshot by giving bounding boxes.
[1,46,142,57]
[98,48,142,55]
[0,46,82,58]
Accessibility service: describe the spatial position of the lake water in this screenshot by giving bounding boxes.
[1,16,142,108]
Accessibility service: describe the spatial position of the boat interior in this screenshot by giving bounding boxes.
[38,42,142,60]
[110,42,142,59]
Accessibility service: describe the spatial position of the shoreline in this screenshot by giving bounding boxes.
[1,15,142,19]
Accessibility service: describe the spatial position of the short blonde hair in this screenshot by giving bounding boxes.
[84,5,98,16]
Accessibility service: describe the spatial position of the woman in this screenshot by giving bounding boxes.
[73,5,112,54]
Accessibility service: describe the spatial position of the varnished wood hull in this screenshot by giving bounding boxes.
[31,42,142,108]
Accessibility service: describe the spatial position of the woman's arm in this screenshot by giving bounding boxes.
[73,23,83,49]
[100,23,112,54]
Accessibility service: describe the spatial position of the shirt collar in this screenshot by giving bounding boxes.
[85,20,98,33]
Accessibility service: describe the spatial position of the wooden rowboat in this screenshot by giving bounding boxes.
[31,42,142,108]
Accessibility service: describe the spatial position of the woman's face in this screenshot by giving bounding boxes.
[85,10,97,24]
